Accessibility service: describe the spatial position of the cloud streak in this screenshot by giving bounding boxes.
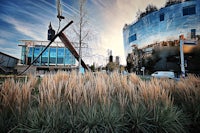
[2,16,43,40]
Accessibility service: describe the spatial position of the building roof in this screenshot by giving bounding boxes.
[18,40,81,48]
[0,51,19,60]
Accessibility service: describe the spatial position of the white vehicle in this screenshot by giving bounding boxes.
[151,71,175,79]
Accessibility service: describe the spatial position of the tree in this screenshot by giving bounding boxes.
[126,53,134,73]
[90,64,95,72]
[78,0,86,72]
[106,62,119,72]
[145,4,158,14]
[165,0,182,7]
[73,0,89,72]
[119,65,125,73]
[136,4,158,20]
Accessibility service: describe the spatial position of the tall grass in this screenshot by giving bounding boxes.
[0,71,199,132]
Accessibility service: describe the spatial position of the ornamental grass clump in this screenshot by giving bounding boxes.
[0,76,37,132]
[167,75,200,132]
[1,71,198,132]
[124,77,187,133]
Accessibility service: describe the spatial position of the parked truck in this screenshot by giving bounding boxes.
[151,71,175,79]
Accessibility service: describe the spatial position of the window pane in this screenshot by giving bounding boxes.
[21,46,26,64]
[189,6,196,14]
[57,48,64,64]
[183,5,196,16]
[191,29,196,39]
[58,48,64,57]
[33,47,41,64]
[129,34,137,43]
[64,49,76,65]
[41,47,48,65]
[49,48,56,64]
[183,8,188,15]
[34,47,40,57]
[28,47,33,57]
[160,13,164,21]
[42,47,48,57]
[65,49,70,64]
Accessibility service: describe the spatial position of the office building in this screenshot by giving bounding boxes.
[123,0,200,56]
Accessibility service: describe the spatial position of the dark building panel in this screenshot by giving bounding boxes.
[183,5,196,16]
[0,52,19,74]
[160,13,165,21]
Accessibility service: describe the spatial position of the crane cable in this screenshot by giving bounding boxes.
[56,0,65,34]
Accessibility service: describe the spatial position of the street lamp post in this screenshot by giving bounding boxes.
[179,35,197,78]
[179,39,185,77]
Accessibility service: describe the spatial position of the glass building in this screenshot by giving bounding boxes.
[123,0,200,56]
[19,40,76,67]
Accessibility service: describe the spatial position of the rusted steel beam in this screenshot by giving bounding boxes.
[59,32,89,70]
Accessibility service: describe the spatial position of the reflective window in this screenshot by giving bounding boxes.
[191,29,196,39]
[27,47,33,65]
[57,48,64,64]
[129,34,137,43]
[34,47,41,57]
[26,46,76,65]
[21,46,26,64]
[49,48,56,64]
[28,47,33,57]
[160,13,164,21]
[183,5,196,16]
[41,47,49,65]
[33,47,41,64]
[65,49,70,64]
[64,49,75,65]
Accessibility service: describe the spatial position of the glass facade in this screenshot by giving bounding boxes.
[24,46,75,66]
[123,0,200,55]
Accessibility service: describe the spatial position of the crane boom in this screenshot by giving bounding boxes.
[56,0,65,20]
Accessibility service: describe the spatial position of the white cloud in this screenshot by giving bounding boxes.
[0,46,21,59]
[2,15,44,40]
[0,29,16,39]
[0,38,7,45]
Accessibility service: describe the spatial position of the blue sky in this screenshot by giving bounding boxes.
[0,0,166,65]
